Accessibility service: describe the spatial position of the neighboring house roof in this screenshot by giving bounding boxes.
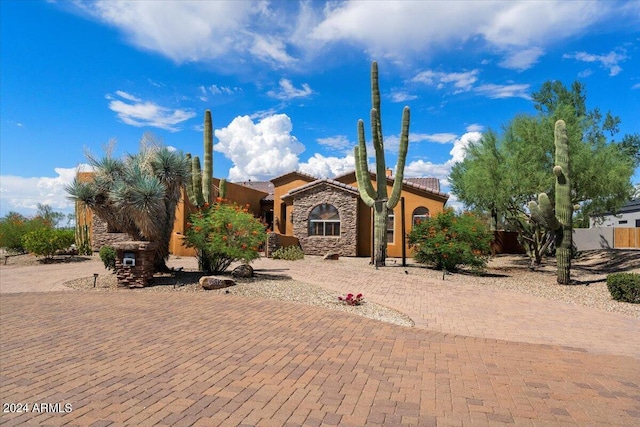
[333,170,448,200]
[595,199,640,216]
[233,181,274,201]
[270,170,318,185]
[281,178,359,200]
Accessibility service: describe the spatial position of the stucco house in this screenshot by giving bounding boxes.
[80,169,449,258]
[589,199,640,228]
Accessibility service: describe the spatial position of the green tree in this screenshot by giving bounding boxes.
[450,81,635,265]
[66,135,190,271]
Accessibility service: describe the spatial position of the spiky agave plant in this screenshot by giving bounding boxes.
[66,138,190,271]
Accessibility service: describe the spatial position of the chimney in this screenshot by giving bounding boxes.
[385,168,393,177]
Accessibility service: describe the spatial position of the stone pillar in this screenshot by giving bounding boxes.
[113,241,157,288]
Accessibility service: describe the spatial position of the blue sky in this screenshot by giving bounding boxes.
[1,0,639,218]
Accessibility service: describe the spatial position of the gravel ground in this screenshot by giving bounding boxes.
[64,273,415,327]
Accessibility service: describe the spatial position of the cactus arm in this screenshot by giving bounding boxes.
[371,61,382,138]
[191,156,205,207]
[528,193,560,230]
[355,119,377,205]
[203,110,213,205]
[387,106,410,209]
[185,153,196,205]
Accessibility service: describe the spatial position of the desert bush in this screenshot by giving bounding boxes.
[272,245,304,260]
[408,209,492,275]
[99,246,117,271]
[22,228,75,261]
[607,273,640,304]
[0,212,50,253]
[184,202,267,273]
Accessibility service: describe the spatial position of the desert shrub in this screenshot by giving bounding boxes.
[99,246,117,271]
[0,212,50,253]
[607,273,640,304]
[22,228,75,262]
[408,209,492,275]
[272,245,304,260]
[184,202,267,273]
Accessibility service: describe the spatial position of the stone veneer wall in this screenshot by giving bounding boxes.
[91,216,130,252]
[113,241,157,288]
[292,185,358,256]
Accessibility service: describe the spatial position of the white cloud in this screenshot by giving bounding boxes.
[73,1,616,70]
[563,49,628,76]
[474,84,531,99]
[311,1,606,61]
[299,153,355,179]
[107,91,196,131]
[632,83,640,90]
[404,131,483,187]
[214,114,305,181]
[412,70,479,93]
[267,78,313,100]
[390,91,418,103]
[317,135,352,152]
[0,166,91,217]
[499,47,545,71]
[466,123,484,132]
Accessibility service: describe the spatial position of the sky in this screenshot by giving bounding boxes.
[1,0,639,219]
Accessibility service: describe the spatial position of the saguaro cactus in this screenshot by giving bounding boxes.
[186,110,226,207]
[528,120,573,284]
[354,61,410,267]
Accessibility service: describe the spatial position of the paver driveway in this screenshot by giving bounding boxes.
[1,256,639,426]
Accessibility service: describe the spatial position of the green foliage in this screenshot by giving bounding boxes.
[184,202,267,273]
[449,80,635,267]
[606,273,640,304]
[66,135,190,271]
[354,61,410,267]
[408,209,492,276]
[22,228,75,261]
[99,246,117,271]
[271,245,304,260]
[0,210,57,253]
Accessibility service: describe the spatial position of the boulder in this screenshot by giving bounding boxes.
[200,277,236,290]
[323,252,340,260]
[231,264,254,278]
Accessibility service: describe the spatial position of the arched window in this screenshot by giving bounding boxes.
[412,207,430,226]
[309,204,340,236]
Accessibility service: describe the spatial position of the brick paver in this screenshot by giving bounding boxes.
[1,255,639,425]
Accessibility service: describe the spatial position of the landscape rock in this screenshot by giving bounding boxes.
[231,264,254,278]
[200,277,236,290]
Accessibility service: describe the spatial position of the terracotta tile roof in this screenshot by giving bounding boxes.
[232,180,274,201]
[333,169,447,199]
[282,178,359,199]
[405,177,440,193]
[270,170,318,184]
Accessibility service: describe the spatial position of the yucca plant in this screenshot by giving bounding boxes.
[66,135,190,272]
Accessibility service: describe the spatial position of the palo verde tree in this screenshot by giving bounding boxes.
[66,135,191,272]
[354,61,410,267]
[450,81,636,266]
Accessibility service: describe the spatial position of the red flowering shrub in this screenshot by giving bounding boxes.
[338,293,364,306]
[184,202,267,273]
[408,208,491,275]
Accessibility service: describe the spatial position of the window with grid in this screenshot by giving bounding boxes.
[412,206,430,226]
[308,204,340,236]
[387,210,395,243]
